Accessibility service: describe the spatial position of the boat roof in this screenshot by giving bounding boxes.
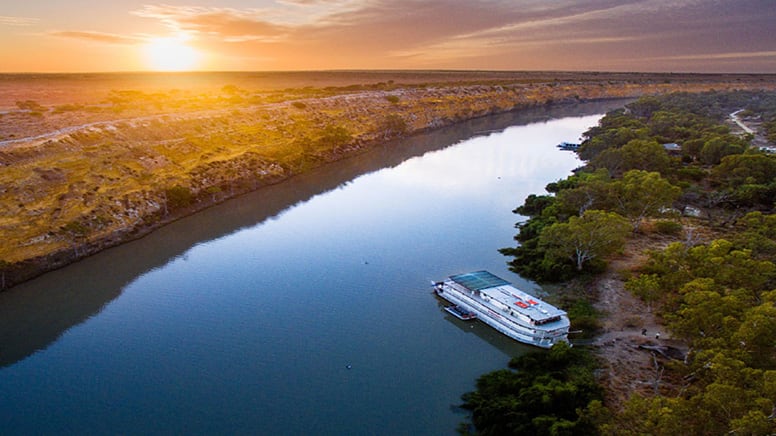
[449,270,510,291]
[449,271,566,323]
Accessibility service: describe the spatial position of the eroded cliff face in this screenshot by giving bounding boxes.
[2,73,775,288]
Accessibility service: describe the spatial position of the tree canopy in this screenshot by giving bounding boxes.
[539,210,630,271]
[488,90,776,435]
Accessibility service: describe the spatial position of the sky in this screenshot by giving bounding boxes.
[1,0,775,73]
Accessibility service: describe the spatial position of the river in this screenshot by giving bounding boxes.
[0,100,625,435]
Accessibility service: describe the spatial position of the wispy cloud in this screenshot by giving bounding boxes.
[49,30,141,45]
[28,0,776,72]
[131,5,289,39]
[648,51,776,61]
[0,15,39,26]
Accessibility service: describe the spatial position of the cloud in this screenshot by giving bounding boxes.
[648,51,776,61]
[0,15,39,26]
[49,30,141,45]
[125,0,776,71]
[132,4,289,40]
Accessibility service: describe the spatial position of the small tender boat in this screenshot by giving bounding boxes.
[444,304,477,320]
[434,271,570,348]
[557,142,580,150]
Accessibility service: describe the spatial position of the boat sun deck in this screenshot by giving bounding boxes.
[434,271,570,348]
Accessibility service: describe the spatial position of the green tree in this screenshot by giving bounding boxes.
[733,302,776,368]
[699,136,745,165]
[461,343,603,435]
[554,169,615,217]
[713,154,776,187]
[539,210,630,271]
[591,139,673,176]
[734,212,776,258]
[665,278,746,345]
[612,170,681,232]
[625,273,662,311]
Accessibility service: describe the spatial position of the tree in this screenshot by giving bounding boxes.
[713,154,776,188]
[539,210,630,271]
[733,302,776,368]
[625,273,662,311]
[460,342,604,435]
[591,139,673,176]
[665,278,745,345]
[612,170,682,232]
[699,136,745,165]
[554,169,615,217]
[733,212,776,258]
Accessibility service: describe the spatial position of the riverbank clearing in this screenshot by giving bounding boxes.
[590,229,694,407]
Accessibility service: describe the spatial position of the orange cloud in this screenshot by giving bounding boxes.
[132,5,288,41]
[49,30,141,45]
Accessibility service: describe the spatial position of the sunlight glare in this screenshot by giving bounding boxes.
[143,37,200,71]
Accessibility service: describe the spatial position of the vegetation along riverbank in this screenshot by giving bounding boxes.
[462,90,776,434]
[2,71,776,289]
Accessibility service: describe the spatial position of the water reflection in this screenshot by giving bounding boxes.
[0,99,626,369]
[433,295,532,356]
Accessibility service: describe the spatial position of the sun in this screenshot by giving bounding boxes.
[143,37,201,71]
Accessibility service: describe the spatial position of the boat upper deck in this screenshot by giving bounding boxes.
[448,271,566,325]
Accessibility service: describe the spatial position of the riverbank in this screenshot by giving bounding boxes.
[3,71,776,289]
[590,231,684,406]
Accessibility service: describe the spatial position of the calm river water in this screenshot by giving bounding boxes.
[0,101,624,435]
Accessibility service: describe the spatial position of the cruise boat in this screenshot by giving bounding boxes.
[434,271,570,348]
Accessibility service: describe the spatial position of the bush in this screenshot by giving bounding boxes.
[461,342,603,435]
[379,114,408,138]
[384,95,400,104]
[16,100,45,111]
[654,220,683,235]
[567,299,602,337]
[62,220,89,237]
[165,185,194,209]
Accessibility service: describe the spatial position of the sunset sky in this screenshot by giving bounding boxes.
[1,0,775,73]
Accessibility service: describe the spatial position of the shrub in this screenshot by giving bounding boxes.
[16,100,45,111]
[384,95,400,104]
[165,185,194,209]
[380,114,407,138]
[654,220,683,235]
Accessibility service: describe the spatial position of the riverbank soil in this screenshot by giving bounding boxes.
[590,230,693,407]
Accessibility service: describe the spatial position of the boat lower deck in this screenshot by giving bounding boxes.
[444,305,476,320]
